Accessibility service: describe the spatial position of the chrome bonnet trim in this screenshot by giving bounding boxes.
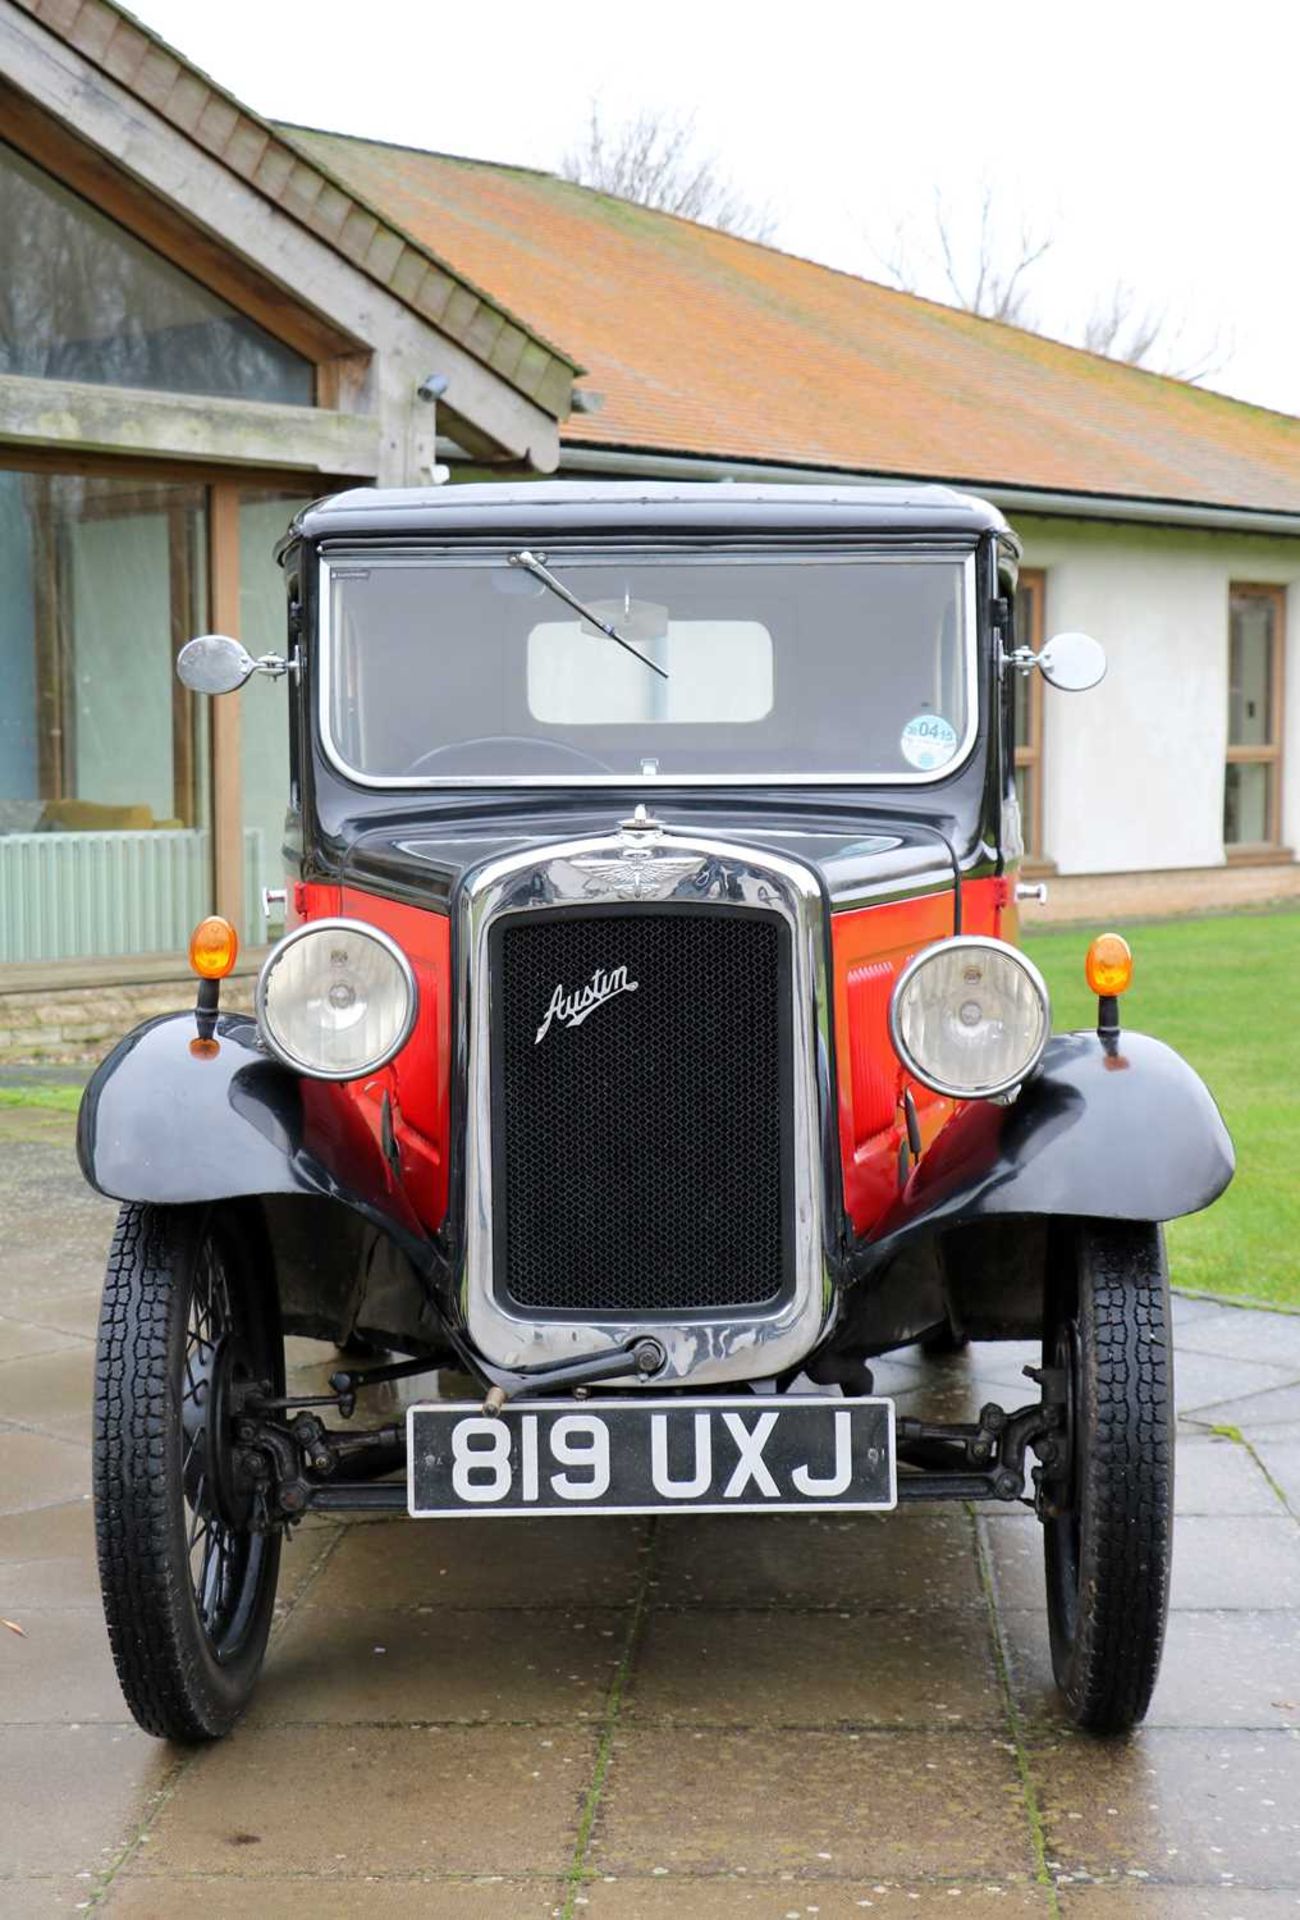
[457,815,835,1387]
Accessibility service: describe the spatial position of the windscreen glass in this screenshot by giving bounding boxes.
[324,549,973,782]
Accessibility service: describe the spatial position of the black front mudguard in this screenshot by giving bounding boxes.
[840,1028,1234,1349]
[77,1011,430,1264]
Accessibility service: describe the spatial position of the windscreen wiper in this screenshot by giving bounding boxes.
[507,550,669,681]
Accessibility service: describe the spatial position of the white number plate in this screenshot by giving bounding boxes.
[406,1396,895,1517]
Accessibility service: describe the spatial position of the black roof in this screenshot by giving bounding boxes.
[289,480,1014,549]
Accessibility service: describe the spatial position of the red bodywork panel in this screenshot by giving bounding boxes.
[293,872,1010,1242]
[295,882,453,1231]
[831,876,1006,1237]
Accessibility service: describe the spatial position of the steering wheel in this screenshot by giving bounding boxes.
[403,734,612,776]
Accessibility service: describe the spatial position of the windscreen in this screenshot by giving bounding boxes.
[323,549,973,783]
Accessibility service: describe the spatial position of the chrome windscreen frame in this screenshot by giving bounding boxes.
[315,546,980,789]
[456,817,836,1387]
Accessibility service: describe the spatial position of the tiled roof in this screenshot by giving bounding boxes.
[288,127,1300,515]
[11,0,579,415]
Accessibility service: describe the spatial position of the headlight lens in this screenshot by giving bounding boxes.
[889,937,1050,1100]
[257,919,417,1079]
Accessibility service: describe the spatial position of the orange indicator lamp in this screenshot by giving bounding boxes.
[1084,933,1133,998]
[189,916,239,981]
[1085,932,1132,1038]
[189,915,238,1033]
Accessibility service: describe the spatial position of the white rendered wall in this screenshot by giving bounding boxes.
[1014,517,1300,875]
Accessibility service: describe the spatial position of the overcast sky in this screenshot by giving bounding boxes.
[128,0,1300,419]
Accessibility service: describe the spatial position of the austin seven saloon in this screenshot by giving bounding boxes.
[79,482,1234,1742]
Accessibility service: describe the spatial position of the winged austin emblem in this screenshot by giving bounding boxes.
[572,851,702,901]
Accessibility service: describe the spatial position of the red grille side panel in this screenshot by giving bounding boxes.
[295,881,452,1231]
[846,959,898,1146]
[832,877,1002,1237]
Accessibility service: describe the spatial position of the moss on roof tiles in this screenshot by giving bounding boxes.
[288,122,1300,512]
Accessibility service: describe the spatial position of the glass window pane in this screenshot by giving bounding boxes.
[1224,762,1271,845]
[527,617,774,725]
[1228,594,1275,747]
[1,142,313,406]
[0,470,211,962]
[240,493,312,937]
[327,553,972,782]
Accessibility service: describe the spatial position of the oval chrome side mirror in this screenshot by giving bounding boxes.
[1039,631,1107,692]
[177,633,257,695]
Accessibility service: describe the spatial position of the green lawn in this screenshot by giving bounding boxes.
[0,1083,82,1114]
[3,916,1297,1307]
[1025,910,1300,1309]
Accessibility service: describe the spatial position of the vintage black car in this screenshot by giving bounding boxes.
[79,482,1234,1742]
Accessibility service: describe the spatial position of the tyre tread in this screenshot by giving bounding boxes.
[1057,1221,1173,1733]
[93,1202,276,1742]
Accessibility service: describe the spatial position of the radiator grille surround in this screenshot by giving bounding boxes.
[491,906,794,1317]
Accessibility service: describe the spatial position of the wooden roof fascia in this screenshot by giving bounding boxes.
[0,80,361,364]
[7,0,582,413]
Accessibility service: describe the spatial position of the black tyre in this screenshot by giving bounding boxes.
[94,1202,283,1742]
[1042,1219,1173,1734]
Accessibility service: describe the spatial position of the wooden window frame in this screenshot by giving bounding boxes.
[0,450,346,960]
[1225,582,1286,857]
[0,105,369,974]
[1014,568,1047,866]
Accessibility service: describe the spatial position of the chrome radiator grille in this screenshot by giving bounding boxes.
[491,908,792,1316]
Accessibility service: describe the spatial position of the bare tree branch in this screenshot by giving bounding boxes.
[561,104,775,241]
[870,186,1229,386]
[1083,281,1231,383]
[878,182,1052,327]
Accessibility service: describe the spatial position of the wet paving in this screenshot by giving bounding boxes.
[2,1108,1300,1915]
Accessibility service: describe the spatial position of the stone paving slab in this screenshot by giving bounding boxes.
[250,1605,626,1726]
[1034,1728,1300,1887]
[1,1115,1300,1917]
[982,1506,1300,1614]
[0,1345,95,1445]
[308,1511,652,1610]
[1185,1381,1300,1439]
[650,1509,986,1611]
[132,1724,595,1880]
[0,1724,176,1879]
[625,1605,1004,1729]
[1003,1607,1300,1731]
[0,1314,84,1364]
[1178,1308,1300,1370]
[582,1880,1053,1915]
[1060,1892,1300,1917]
[106,1880,569,1917]
[0,1424,88,1515]
[1251,1439,1300,1515]
[589,1728,1037,1880]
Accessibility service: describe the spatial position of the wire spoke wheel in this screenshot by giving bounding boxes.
[1041,1219,1173,1734]
[94,1202,283,1741]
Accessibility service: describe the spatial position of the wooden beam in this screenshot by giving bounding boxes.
[0,373,382,476]
[208,481,243,930]
[168,502,196,825]
[0,443,340,489]
[28,472,65,802]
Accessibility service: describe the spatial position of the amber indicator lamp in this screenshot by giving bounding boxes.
[189,915,239,980]
[189,914,238,1037]
[1085,932,1132,1037]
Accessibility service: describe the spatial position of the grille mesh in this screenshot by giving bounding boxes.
[494,911,789,1315]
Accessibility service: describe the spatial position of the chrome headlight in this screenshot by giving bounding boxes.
[889,936,1050,1100]
[256,918,417,1080]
